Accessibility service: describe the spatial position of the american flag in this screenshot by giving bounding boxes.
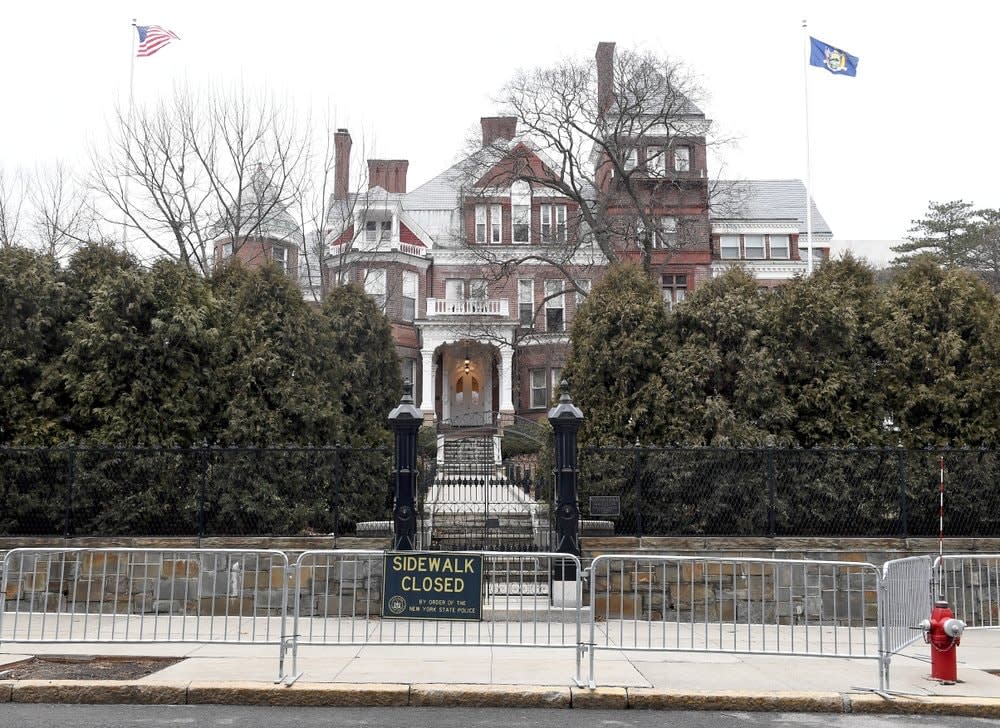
[135,25,180,57]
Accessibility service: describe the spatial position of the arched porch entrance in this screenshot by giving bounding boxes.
[439,341,499,427]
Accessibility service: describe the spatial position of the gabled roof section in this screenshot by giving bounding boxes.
[213,165,304,246]
[711,180,833,236]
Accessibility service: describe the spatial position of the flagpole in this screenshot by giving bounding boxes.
[802,19,814,276]
[124,19,137,248]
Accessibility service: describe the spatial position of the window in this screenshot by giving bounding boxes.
[511,181,531,243]
[550,367,563,398]
[769,234,790,259]
[271,245,288,272]
[221,242,233,260]
[490,204,501,243]
[530,369,547,408]
[544,280,564,333]
[401,270,418,322]
[365,219,391,243]
[653,216,677,249]
[623,148,638,171]
[474,205,502,244]
[518,279,534,328]
[720,235,740,260]
[445,279,464,310]
[364,268,386,309]
[574,278,591,307]
[540,204,567,243]
[470,279,488,311]
[673,146,691,172]
[475,205,487,243]
[744,234,765,259]
[662,274,688,311]
[647,146,666,175]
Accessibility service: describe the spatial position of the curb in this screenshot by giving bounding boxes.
[3,680,1000,716]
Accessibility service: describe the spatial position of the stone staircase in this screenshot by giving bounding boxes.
[424,434,547,551]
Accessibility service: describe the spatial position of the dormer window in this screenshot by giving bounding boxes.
[511,181,531,243]
[475,204,502,244]
[365,219,392,243]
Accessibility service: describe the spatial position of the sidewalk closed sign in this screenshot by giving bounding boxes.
[382,552,483,620]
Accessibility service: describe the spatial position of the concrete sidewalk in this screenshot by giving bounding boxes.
[2,629,1000,715]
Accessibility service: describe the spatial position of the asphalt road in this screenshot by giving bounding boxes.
[0,706,996,728]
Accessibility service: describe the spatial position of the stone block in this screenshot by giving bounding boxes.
[704,562,740,577]
[593,593,642,620]
[130,577,157,595]
[72,579,105,602]
[198,553,230,571]
[199,570,233,597]
[79,552,123,575]
[155,578,198,601]
[312,593,361,618]
[251,589,290,611]
[10,592,64,612]
[128,562,163,579]
[4,581,19,600]
[199,597,255,616]
[673,582,713,603]
[152,599,194,614]
[161,559,200,578]
[678,562,703,581]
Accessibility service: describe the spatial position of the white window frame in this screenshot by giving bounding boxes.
[623,147,638,171]
[574,278,591,307]
[475,205,487,243]
[550,367,563,398]
[529,369,547,409]
[720,235,740,260]
[769,234,790,259]
[544,279,565,333]
[271,244,288,272]
[401,270,418,322]
[673,145,691,172]
[518,279,534,328]
[364,268,387,309]
[221,242,233,260]
[511,181,531,244]
[364,219,392,243]
[490,204,502,243]
[647,146,667,175]
[653,216,677,249]
[744,234,765,260]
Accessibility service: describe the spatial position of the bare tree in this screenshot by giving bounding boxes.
[30,161,96,258]
[91,84,307,275]
[0,168,27,249]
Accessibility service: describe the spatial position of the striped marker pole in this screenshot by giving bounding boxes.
[939,455,945,557]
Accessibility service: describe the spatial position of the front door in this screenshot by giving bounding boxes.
[451,370,482,426]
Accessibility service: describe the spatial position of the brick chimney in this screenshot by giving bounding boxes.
[596,42,615,114]
[481,117,517,147]
[334,129,351,201]
[367,160,409,194]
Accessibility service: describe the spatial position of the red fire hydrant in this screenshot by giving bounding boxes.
[919,599,966,683]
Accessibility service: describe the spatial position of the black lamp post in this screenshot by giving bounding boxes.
[388,381,423,550]
[548,380,583,579]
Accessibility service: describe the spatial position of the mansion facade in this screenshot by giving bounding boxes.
[220,42,833,426]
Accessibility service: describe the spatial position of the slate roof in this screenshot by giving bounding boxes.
[711,179,833,235]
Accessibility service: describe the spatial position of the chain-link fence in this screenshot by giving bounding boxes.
[579,447,1000,538]
[0,446,391,537]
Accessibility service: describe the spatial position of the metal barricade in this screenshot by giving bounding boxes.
[934,554,1000,628]
[288,550,582,684]
[585,555,884,689]
[0,548,292,682]
[879,555,933,689]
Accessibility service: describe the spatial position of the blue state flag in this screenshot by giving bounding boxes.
[809,37,859,77]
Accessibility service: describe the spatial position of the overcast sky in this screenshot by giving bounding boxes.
[1,1,994,266]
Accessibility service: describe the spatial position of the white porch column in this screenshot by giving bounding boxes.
[499,345,515,413]
[420,349,435,417]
